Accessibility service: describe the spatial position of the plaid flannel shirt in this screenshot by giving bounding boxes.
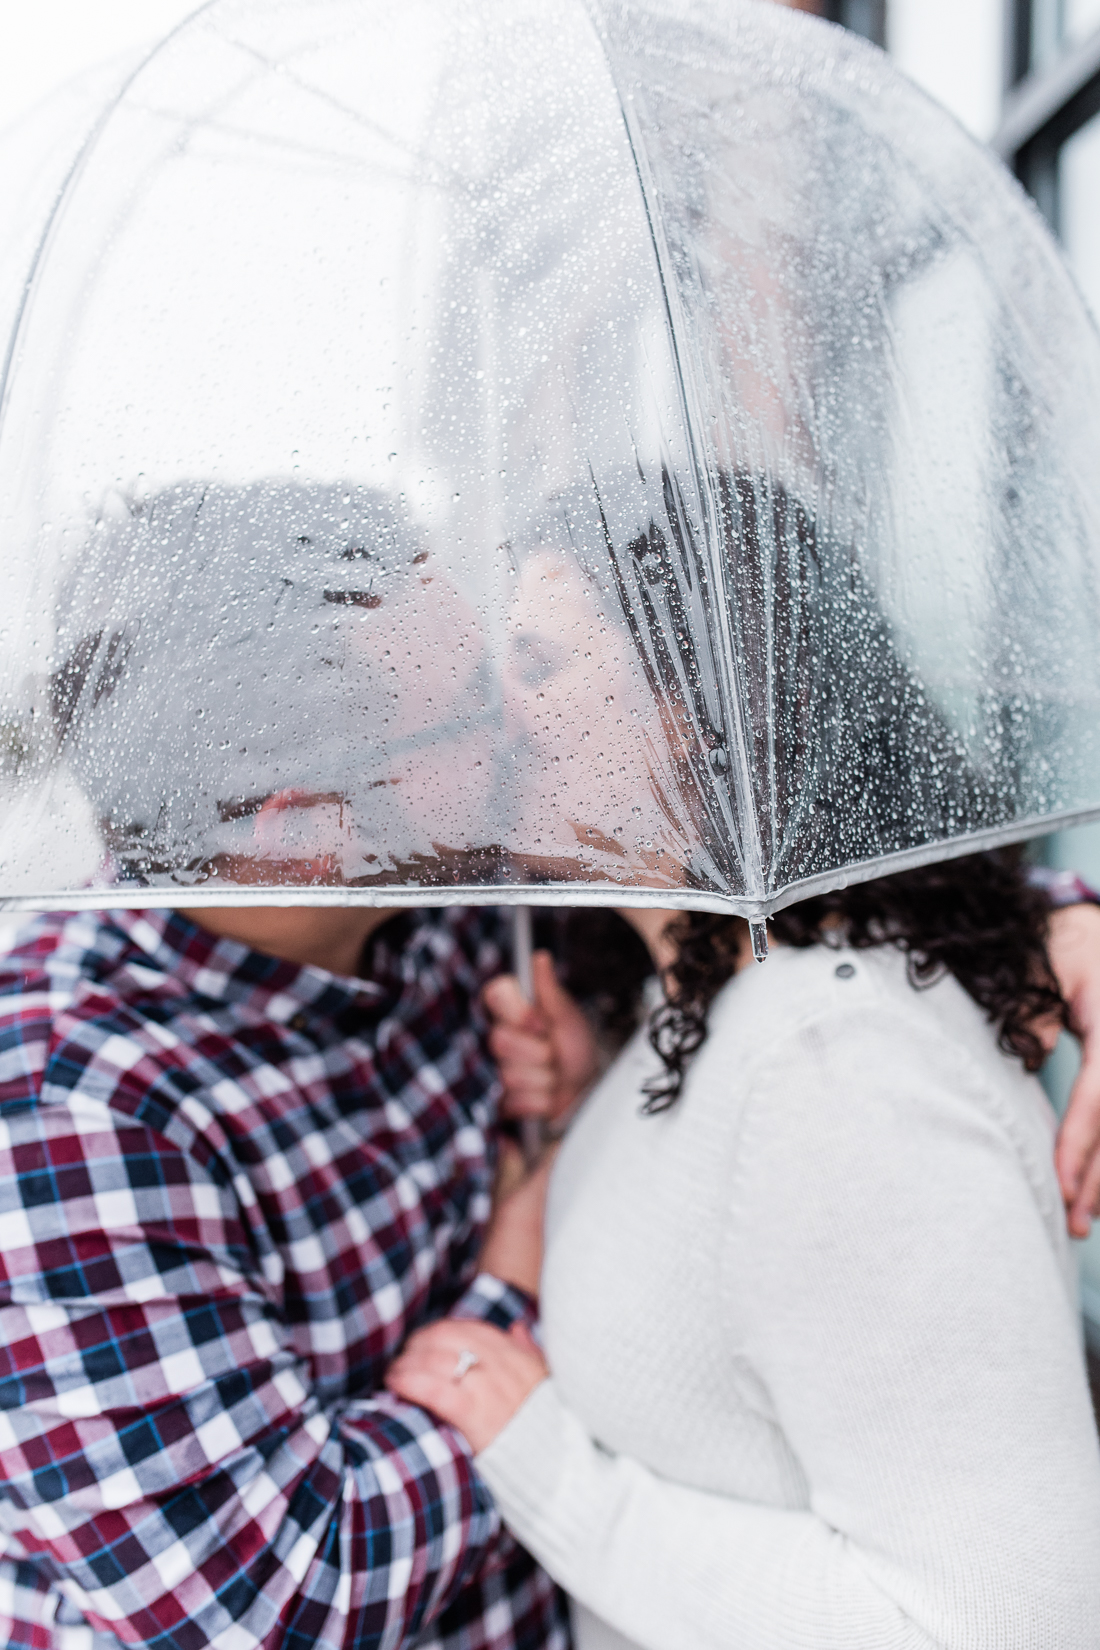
[0,906,568,1650]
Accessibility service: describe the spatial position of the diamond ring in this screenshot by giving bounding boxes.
[451,1348,480,1383]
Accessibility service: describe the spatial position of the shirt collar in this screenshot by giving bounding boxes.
[104,906,402,1025]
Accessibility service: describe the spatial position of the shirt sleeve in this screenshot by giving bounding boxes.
[475,1003,1100,1650]
[0,1094,508,1650]
[453,1272,539,1331]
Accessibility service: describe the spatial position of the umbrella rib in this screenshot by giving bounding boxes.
[580,0,767,907]
[0,1,222,443]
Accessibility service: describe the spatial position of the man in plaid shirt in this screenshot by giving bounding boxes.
[0,899,574,1650]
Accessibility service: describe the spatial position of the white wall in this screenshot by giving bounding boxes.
[887,0,1005,140]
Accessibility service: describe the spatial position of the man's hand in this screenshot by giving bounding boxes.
[483,951,599,1128]
[386,1319,548,1454]
[1047,903,1100,1236]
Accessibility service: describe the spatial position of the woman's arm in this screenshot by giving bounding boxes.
[1045,900,1100,1232]
[397,999,1100,1649]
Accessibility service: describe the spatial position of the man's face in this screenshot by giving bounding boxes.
[213,559,502,887]
[346,561,499,851]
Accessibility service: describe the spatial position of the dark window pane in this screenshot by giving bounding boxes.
[823,0,886,45]
[1017,139,1060,228]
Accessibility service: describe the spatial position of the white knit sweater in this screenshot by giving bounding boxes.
[477,941,1100,1649]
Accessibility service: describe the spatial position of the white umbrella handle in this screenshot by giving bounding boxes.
[511,906,543,1167]
[749,918,769,962]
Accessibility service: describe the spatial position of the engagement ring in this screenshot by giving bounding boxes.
[451,1348,480,1383]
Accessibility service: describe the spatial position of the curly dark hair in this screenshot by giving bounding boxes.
[551,465,1066,1108]
[559,848,1066,1111]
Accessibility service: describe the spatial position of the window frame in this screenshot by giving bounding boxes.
[995,2,1100,229]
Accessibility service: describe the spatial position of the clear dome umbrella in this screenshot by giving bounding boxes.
[2,0,1100,961]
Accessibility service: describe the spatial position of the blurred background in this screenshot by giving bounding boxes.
[3,0,1100,1347]
[897,0,1100,1360]
[800,0,1100,1373]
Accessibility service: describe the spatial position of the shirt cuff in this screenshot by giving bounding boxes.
[451,1272,539,1331]
[475,1379,591,1578]
[1028,865,1100,909]
[475,1378,629,1611]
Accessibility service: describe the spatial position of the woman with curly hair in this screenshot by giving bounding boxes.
[389,852,1100,1646]
[387,467,1100,1644]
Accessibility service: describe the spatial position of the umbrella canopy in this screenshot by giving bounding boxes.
[2,0,1100,921]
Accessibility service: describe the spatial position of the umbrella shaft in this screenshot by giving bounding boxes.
[511,906,543,1167]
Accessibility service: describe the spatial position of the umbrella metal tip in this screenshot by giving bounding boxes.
[749,918,769,963]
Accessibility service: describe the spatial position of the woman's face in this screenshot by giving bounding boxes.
[502,549,689,888]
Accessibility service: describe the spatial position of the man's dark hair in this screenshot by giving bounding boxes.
[48,480,425,880]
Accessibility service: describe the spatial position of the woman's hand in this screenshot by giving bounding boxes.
[1047,902,1100,1235]
[385,1319,549,1453]
[484,951,599,1130]
[478,1142,558,1297]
